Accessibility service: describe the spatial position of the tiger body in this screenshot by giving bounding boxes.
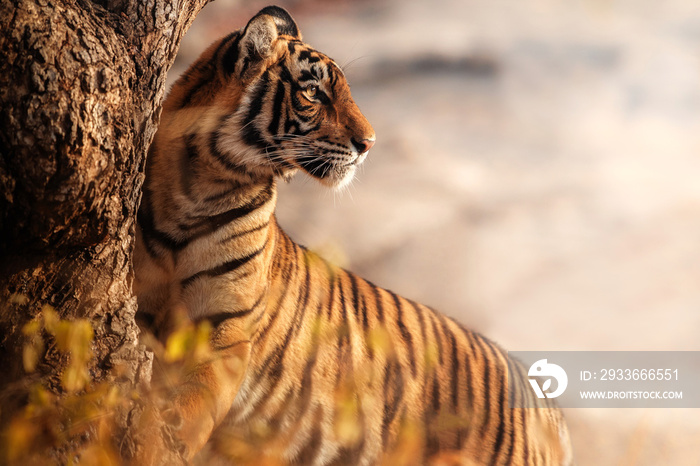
[134,6,573,465]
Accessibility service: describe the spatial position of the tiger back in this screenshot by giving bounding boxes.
[134,6,574,465]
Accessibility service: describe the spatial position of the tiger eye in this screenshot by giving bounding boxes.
[305,85,318,98]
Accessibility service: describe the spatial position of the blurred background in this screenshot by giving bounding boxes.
[169,0,700,464]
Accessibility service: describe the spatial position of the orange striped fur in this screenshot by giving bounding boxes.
[134,6,573,465]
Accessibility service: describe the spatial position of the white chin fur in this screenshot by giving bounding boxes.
[312,164,356,190]
[332,164,357,190]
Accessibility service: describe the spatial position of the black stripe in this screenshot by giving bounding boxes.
[315,89,331,106]
[425,374,442,461]
[279,64,294,84]
[218,221,269,244]
[411,302,428,348]
[429,312,445,367]
[198,294,265,328]
[268,79,286,135]
[476,337,506,461]
[240,54,251,76]
[243,73,270,150]
[338,272,349,327]
[179,33,238,108]
[347,274,366,331]
[326,265,337,320]
[431,371,440,411]
[292,250,314,338]
[292,108,314,123]
[381,358,403,448]
[329,65,339,87]
[298,70,315,82]
[369,281,384,323]
[473,336,493,442]
[503,357,520,463]
[137,189,182,253]
[181,238,268,288]
[464,329,477,411]
[202,181,245,204]
[298,49,321,63]
[178,183,273,245]
[181,182,273,231]
[390,292,417,378]
[295,406,324,464]
[208,121,257,176]
[450,332,459,409]
[179,134,200,202]
[221,32,242,75]
[334,273,351,385]
[450,322,474,449]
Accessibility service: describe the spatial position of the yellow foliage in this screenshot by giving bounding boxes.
[51,318,94,393]
[21,334,43,373]
[3,416,36,464]
[41,304,59,334]
[334,382,362,447]
[367,324,395,358]
[21,317,44,373]
[165,320,212,363]
[9,293,29,305]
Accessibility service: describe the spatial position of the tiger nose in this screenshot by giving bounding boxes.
[351,137,376,154]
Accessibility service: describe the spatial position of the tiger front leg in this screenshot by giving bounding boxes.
[168,328,251,460]
[132,326,252,464]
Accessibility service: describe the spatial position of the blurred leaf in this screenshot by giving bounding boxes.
[21,319,41,336]
[62,364,90,393]
[42,304,59,334]
[9,293,29,305]
[103,386,121,408]
[334,382,362,447]
[424,342,439,371]
[21,317,45,373]
[367,325,394,357]
[55,319,93,359]
[3,416,37,463]
[164,325,193,362]
[22,336,43,373]
[193,320,213,361]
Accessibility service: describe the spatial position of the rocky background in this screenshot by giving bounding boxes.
[169,0,700,464]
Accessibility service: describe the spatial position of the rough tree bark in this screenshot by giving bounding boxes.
[0,0,210,462]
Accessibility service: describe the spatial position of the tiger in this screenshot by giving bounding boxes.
[133,5,574,465]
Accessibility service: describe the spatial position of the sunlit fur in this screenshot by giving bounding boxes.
[134,6,573,465]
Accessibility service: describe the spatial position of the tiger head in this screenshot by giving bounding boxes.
[167,6,375,189]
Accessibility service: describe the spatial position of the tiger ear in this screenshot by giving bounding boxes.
[253,6,301,40]
[235,6,301,81]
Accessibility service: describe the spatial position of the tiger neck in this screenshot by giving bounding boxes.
[141,130,283,320]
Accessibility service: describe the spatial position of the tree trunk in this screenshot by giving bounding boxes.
[0,0,210,462]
